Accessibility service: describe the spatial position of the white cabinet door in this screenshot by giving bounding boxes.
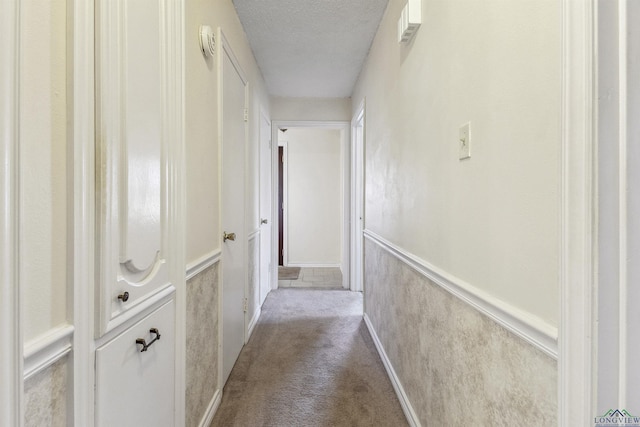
[95,300,175,427]
[95,0,182,335]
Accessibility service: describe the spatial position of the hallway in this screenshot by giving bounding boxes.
[210,289,407,427]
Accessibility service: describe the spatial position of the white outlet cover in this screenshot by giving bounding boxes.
[459,122,471,160]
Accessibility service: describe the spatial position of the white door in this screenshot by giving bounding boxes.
[259,110,272,305]
[220,32,247,385]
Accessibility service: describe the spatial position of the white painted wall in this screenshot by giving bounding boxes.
[185,0,269,265]
[352,0,561,325]
[271,97,351,121]
[19,0,68,341]
[286,128,342,266]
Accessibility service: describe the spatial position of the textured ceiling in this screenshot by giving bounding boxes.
[233,0,389,98]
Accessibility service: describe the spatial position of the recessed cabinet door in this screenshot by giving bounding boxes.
[95,300,175,427]
[95,0,181,335]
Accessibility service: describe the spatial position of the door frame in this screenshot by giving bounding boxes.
[350,100,365,293]
[559,0,596,424]
[0,1,22,425]
[277,141,288,266]
[71,0,97,424]
[271,121,350,288]
[258,107,272,305]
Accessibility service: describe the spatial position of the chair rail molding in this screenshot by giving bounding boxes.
[364,230,558,359]
[0,0,23,425]
[24,325,74,380]
[559,0,596,425]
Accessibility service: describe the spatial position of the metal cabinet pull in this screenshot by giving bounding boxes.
[223,231,236,242]
[117,291,129,302]
[261,218,268,224]
[135,328,161,352]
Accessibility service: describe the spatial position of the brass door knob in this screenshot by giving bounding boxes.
[223,231,236,242]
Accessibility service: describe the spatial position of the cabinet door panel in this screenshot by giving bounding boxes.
[95,300,175,427]
[96,0,178,334]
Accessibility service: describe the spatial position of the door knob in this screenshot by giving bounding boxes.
[223,231,236,242]
[261,218,268,224]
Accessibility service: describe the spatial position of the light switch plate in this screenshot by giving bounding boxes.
[459,122,471,160]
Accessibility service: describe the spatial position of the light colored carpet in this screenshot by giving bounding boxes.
[278,266,301,280]
[210,289,408,427]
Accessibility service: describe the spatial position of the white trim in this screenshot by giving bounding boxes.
[198,389,222,427]
[94,287,176,349]
[0,1,22,423]
[364,230,558,359]
[616,0,628,409]
[559,0,596,424]
[285,263,341,268]
[186,250,221,281]
[364,314,420,427]
[278,140,289,266]
[270,118,279,290]
[24,325,74,380]
[70,0,96,423]
[248,229,260,240]
[246,307,261,342]
[350,99,365,293]
[167,0,186,424]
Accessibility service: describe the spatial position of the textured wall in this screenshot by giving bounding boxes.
[186,263,219,427]
[364,239,557,425]
[286,128,342,265]
[20,0,68,341]
[270,97,352,122]
[352,0,561,325]
[24,357,68,427]
[185,0,269,265]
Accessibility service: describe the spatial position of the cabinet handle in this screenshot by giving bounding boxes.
[117,292,129,302]
[135,328,161,352]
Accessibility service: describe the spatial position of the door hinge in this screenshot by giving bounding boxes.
[243,108,248,122]
[243,297,248,313]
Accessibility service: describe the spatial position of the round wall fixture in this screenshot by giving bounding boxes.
[199,25,215,57]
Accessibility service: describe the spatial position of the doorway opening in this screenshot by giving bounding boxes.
[272,121,350,290]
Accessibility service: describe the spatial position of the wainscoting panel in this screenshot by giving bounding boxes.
[186,261,219,427]
[364,238,557,426]
[24,355,68,427]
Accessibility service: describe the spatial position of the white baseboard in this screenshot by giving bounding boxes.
[24,324,74,380]
[198,389,222,427]
[247,306,261,342]
[364,314,421,427]
[364,230,558,359]
[284,263,341,268]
